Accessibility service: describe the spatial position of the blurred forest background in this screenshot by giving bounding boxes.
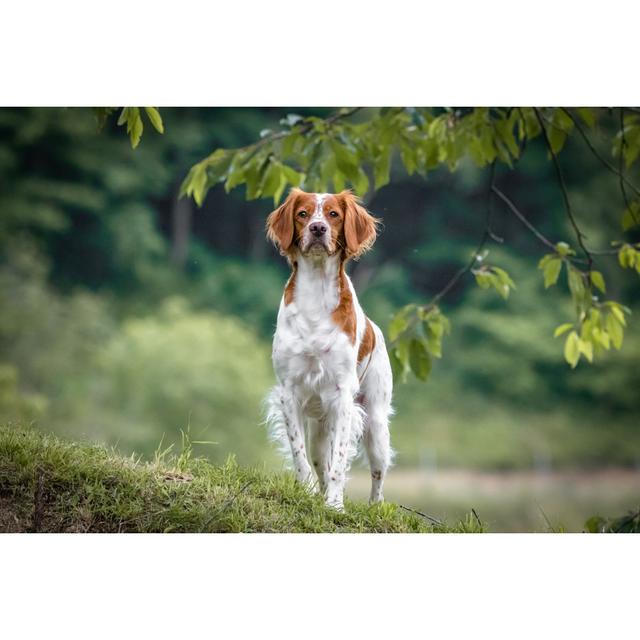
[1,107,639,531]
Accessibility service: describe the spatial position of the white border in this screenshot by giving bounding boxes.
[1,534,638,638]
[2,0,639,105]
[2,2,639,635]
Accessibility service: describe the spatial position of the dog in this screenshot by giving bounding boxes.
[265,188,393,510]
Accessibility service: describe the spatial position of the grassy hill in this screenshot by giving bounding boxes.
[0,424,484,533]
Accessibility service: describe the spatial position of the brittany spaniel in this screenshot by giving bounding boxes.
[265,188,393,510]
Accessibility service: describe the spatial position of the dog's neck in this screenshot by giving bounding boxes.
[289,250,345,318]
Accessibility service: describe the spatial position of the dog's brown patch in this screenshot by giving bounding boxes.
[357,318,376,363]
[331,263,356,344]
[284,262,297,305]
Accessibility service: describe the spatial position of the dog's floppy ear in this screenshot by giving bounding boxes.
[266,189,298,254]
[339,190,379,259]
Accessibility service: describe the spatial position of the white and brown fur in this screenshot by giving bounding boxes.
[265,188,393,510]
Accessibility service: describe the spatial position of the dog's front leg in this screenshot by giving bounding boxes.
[281,387,315,489]
[324,391,354,510]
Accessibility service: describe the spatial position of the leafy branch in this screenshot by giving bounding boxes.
[123,106,640,381]
[93,107,164,148]
[534,107,593,270]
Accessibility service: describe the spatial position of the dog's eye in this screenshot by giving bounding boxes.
[329,211,339,218]
[298,211,307,218]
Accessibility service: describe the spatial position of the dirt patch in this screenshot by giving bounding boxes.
[0,495,28,532]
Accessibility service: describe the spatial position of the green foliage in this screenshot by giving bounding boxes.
[536,239,633,367]
[178,106,640,380]
[94,107,165,148]
[0,246,277,464]
[585,509,640,533]
[0,424,480,532]
[94,298,274,460]
[473,264,516,299]
[613,112,640,168]
[389,304,450,383]
[0,365,47,424]
[621,201,640,230]
[181,107,538,205]
[389,250,640,470]
[617,242,640,272]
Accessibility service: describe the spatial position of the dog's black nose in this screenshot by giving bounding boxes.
[310,222,327,237]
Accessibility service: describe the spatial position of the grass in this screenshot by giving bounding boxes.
[0,424,483,533]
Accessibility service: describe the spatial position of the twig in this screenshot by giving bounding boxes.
[536,501,557,533]
[492,185,618,259]
[534,108,593,270]
[426,163,497,309]
[399,504,443,526]
[618,108,640,228]
[491,185,558,253]
[471,508,483,528]
[485,162,503,243]
[561,108,640,198]
[200,479,255,531]
[238,107,363,155]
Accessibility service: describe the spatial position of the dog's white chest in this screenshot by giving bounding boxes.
[273,303,354,389]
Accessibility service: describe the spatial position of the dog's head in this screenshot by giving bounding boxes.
[266,188,379,260]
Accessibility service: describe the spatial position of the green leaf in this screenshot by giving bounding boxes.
[555,241,575,257]
[567,267,586,299]
[606,302,628,326]
[93,107,116,130]
[330,140,359,179]
[390,340,410,384]
[389,305,414,341]
[273,170,288,205]
[621,202,640,230]
[589,270,606,294]
[117,107,144,149]
[492,266,516,289]
[474,272,492,289]
[352,167,369,197]
[259,161,282,201]
[576,108,596,128]
[564,331,580,368]
[554,323,574,338]
[117,107,129,126]
[578,337,594,363]
[606,313,624,349]
[591,327,610,350]
[547,109,574,154]
[224,153,249,193]
[281,165,304,187]
[144,107,164,134]
[409,339,432,381]
[542,258,562,288]
[494,118,520,158]
[618,245,637,268]
[389,348,405,384]
[374,146,392,190]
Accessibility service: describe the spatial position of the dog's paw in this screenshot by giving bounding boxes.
[325,493,345,512]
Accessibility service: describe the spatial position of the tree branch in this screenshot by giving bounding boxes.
[425,163,497,309]
[237,106,363,155]
[492,185,618,259]
[618,107,640,228]
[491,185,558,253]
[534,108,593,270]
[561,108,640,199]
